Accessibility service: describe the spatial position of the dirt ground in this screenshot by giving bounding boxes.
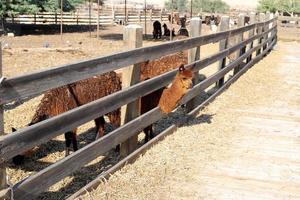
[0,22,298,199]
[0,22,219,200]
[277,25,300,42]
[79,41,300,200]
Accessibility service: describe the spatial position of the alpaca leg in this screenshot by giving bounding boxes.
[64,132,73,156]
[12,155,25,165]
[71,129,78,152]
[149,126,155,140]
[95,117,106,140]
[108,110,121,152]
[108,109,121,129]
[143,125,153,143]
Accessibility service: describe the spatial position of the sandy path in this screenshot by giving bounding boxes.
[81,41,300,200]
[1,25,217,199]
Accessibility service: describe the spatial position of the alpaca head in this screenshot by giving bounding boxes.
[176,64,193,92]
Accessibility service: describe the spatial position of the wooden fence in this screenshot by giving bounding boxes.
[278,15,300,28]
[0,13,277,200]
[5,10,169,26]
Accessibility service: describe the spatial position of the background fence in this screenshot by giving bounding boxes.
[5,10,169,26]
[278,15,300,28]
[0,13,277,200]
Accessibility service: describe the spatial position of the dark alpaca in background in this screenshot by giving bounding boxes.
[152,21,162,39]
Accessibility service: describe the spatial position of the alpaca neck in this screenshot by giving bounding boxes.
[159,78,187,113]
[169,79,186,100]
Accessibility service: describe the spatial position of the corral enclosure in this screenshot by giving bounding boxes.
[2,11,275,198]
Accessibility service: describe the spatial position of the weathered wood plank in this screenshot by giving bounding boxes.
[120,25,143,156]
[12,107,164,199]
[246,12,256,63]
[188,37,276,118]
[67,125,177,200]
[13,36,277,200]
[256,13,266,56]
[0,43,7,192]
[217,16,230,87]
[0,19,276,105]
[181,34,276,105]
[187,17,202,112]
[11,28,276,200]
[0,25,277,163]
[234,13,246,75]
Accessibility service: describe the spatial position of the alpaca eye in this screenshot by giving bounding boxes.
[183,77,187,80]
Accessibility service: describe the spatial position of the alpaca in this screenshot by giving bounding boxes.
[178,17,189,37]
[12,72,121,165]
[152,21,162,39]
[163,23,176,37]
[158,64,193,113]
[140,52,188,142]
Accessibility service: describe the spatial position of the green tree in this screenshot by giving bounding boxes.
[165,0,189,13]
[189,0,229,13]
[257,0,300,15]
[165,0,229,13]
[0,0,90,18]
[209,0,229,13]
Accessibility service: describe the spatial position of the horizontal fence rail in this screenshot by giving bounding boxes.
[0,18,275,106]
[0,23,277,163]
[277,16,300,28]
[12,32,277,200]
[5,11,169,25]
[0,15,277,199]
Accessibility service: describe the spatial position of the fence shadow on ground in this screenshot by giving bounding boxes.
[32,80,220,199]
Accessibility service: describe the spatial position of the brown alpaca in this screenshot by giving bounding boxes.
[158,64,193,113]
[12,72,121,165]
[140,51,188,142]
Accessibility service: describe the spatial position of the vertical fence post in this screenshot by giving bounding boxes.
[246,12,256,63]
[160,9,163,22]
[186,18,202,112]
[268,13,274,49]
[120,25,143,157]
[55,12,58,24]
[144,6,147,38]
[233,13,245,75]
[138,10,141,23]
[263,12,270,51]
[60,0,63,41]
[150,9,153,23]
[0,43,8,195]
[111,10,115,25]
[256,13,265,56]
[273,13,278,45]
[217,16,229,87]
[97,0,100,39]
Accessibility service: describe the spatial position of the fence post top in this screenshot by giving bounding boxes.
[124,24,142,30]
[190,17,201,22]
[221,15,230,19]
[259,13,266,17]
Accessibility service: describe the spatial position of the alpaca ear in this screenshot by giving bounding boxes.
[11,127,17,132]
[179,64,185,72]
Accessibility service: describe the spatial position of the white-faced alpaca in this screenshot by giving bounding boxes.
[12,72,121,165]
